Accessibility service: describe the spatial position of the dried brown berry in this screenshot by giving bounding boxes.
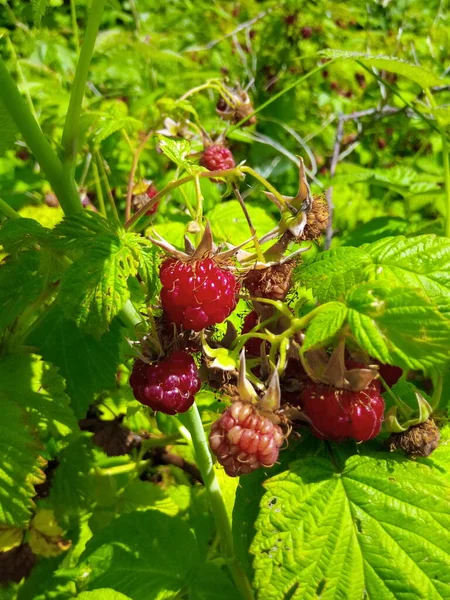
[0,544,35,585]
[388,418,440,458]
[243,261,295,301]
[301,196,329,240]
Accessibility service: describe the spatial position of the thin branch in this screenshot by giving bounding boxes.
[125,130,153,222]
[325,115,344,250]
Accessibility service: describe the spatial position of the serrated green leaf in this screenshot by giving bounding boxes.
[0,97,17,155]
[0,355,77,440]
[303,302,348,352]
[48,212,118,254]
[27,306,122,418]
[0,218,50,254]
[31,0,49,26]
[157,135,196,171]
[0,251,44,335]
[78,511,201,598]
[208,200,276,245]
[346,282,450,370]
[49,435,94,523]
[56,237,136,337]
[0,395,44,527]
[295,247,371,302]
[365,234,450,317]
[249,447,450,599]
[321,50,443,88]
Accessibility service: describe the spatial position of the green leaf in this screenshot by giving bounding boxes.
[56,236,137,337]
[0,355,77,440]
[157,135,199,172]
[0,251,44,334]
[0,97,17,155]
[295,247,371,302]
[118,481,179,516]
[249,446,450,599]
[321,50,443,88]
[76,591,132,600]
[27,307,122,418]
[48,212,118,254]
[0,395,44,527]
[78,511,201,598]
[302,302,348,352]
[0,218,50,254]
[346,282,450,370]
[188,563,238,600]
[49,435,94,523]
[31,0,49,26]
[365,234,450,317]
[208,200,277,245]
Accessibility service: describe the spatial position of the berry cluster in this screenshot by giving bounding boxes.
[160,257,239,331]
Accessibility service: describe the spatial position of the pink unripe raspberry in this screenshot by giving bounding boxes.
[200,145,235,171]
[209,401,284,477]
[130,351,200,414]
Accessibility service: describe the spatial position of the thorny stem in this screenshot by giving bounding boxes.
[178,404,254,600]
[61,0,106,175]
[125,130,153,222]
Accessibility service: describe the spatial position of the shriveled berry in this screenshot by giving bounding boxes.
[209,401,284,476]
[160,258,240,331]
[200,145,235,171]
[243,261,295,301]
[130,351,201,414]
[0,544,35,585]
[388,418,440,458]
[242,311,262,357]
[300,380,384,442]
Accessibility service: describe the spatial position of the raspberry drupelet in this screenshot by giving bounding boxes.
[200,145,235,172]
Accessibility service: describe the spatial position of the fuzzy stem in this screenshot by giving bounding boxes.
[0,59,81,215]
[178,404,254,600]
[61,0,106,175]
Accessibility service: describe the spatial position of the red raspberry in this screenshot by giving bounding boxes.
[145,184,159,215]
[160,258,240,331]
[130,351,201,414]
[209,401,284,476]
[200,145,235,171]
[300,380,384,442]
[242,311,262,357]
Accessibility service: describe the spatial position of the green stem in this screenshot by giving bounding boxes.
[431,374,443,411]
[70,0,80,52]
[178,404,254,600]
[92,156,106,217]
[0,197,20,219]
[120,299,145,331]
[61,0,106,174]
[240,166,287,210]
[0,59,81,215]
[96,151,119,221]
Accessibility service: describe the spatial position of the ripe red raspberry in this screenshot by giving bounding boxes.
[130,351,200,414]
[242,311,262,357]
[160,258,240,331]
[300,380,384,442]
[209,401,284,476]
[144,184,159,215]
[200,145,235,171]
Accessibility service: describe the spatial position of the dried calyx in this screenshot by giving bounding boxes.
[216,83,256,126]
[388,418,440,458]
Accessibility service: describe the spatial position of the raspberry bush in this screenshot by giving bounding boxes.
[1,2,450,599]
